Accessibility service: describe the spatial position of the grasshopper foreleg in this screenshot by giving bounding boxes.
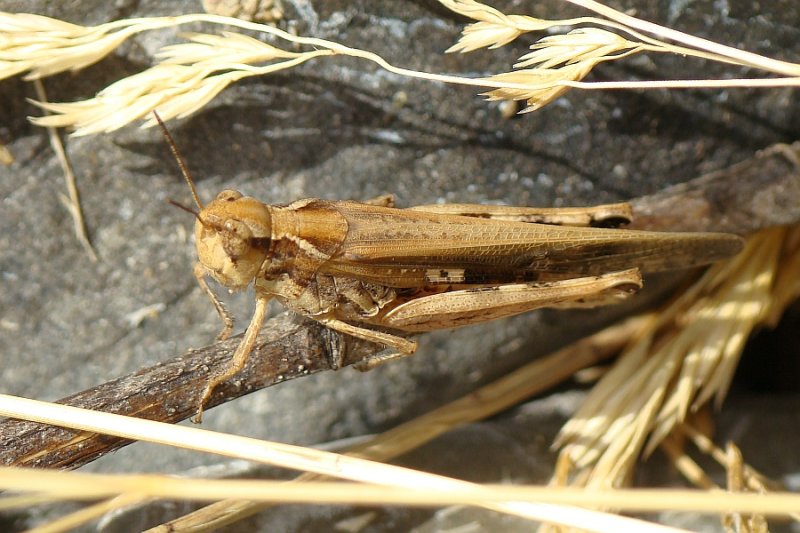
[194,294,271,423]
[194,262,234,341]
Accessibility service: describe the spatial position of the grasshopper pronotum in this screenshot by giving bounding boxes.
[157,116,743,421]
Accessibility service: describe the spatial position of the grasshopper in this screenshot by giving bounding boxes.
[157,118,743,422]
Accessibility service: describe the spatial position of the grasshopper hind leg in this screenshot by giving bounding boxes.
[352,349,408,371]
[380,269,643,332]
[407,202,633,228]
[315,317,417,370]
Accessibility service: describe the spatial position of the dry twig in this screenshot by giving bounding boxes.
[31,78,97,262]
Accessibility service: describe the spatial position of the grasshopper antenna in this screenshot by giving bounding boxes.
[168,199,226,234]
[153,111,204,210]
[167,199,200,219]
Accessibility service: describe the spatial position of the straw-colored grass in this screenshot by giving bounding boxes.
[0,394,695,533]
[554,225,800,489]
[1,1,800,133]
[2,464,800,517]
[2,3,799,531]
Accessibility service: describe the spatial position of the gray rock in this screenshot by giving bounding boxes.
[1,1,798,531]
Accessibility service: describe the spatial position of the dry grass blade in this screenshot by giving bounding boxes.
[478,27,651,111]
[516,29,643,69]
[679,423,800,523]
[660,428,774,533]
[680,424,776,492]
[440,0,607,53]
[158,31,301,66]
[440,0,800,113]
[723,443,769,533]
[3,6,800,132]
[0,396,697,533]
[553,224,800,490]
[0,12,175,80]
[18,493,147,533]
[28,31,330,135]
[31,78,97,261]
[563,0,800,76]
[659,431,717,490]
[3,466,800,519]
[481,62,597,112]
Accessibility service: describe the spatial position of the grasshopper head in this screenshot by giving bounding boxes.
[153,113,272,290]
[195,190,272,290]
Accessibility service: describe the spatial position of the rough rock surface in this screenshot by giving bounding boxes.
[1,1,798,531]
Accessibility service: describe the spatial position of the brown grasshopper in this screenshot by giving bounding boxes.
[157,118,743,422]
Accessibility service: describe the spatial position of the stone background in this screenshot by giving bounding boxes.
[1,1,799,531]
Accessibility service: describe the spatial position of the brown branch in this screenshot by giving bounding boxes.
[1,142,798,471]
[0,314,377,470]
[629,142,800,233]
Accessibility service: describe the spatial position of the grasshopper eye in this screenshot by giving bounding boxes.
[222,219,253,259]
[216,190,243,202]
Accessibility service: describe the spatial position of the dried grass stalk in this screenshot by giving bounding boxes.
[443,0,800,111]
[30,33,331,135]
[2,5,800,133]
[0,395,697,533]
[554,224,800,489]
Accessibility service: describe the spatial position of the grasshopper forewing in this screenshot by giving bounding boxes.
[155,116,743,421]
